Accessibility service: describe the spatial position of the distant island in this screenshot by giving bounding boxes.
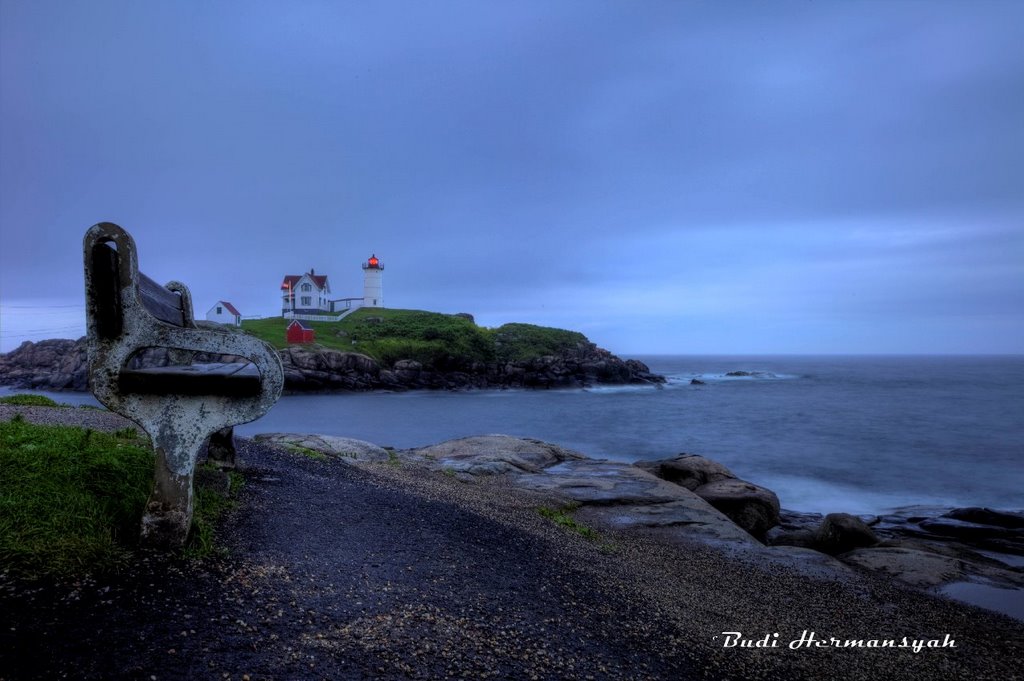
[0,308,665,392]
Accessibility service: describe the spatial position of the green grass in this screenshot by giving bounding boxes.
[0,394,65,407]
[241,308,590,369]
[0,419,153,577]
[490,323,588,363]
[282,443,328,461]
[537,504,600,540]
[184,467,245,559]
[113,427,139,440]
[1,418,245,576]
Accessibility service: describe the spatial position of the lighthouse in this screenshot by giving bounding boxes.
[362,254,383,307]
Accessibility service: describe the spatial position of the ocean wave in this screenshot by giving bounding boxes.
[577,383,665,395]
[756,474,951,516]
[667,371,801,385]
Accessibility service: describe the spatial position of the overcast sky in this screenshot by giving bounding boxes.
[2,1,1022,354]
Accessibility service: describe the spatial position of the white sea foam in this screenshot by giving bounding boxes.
[756,474,951,516]
[578,383,664,395]
[668,371,801,384]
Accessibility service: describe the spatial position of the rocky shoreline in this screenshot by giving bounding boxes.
[2,403,1023,679]
[0,337,665,393]
[3,398,1022,620]
[257,432,1024,621]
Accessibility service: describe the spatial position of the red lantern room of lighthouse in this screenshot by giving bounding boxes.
[362,254,384,307]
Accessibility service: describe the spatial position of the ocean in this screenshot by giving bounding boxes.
[5,355,1022,515]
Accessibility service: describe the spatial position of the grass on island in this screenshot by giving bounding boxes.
[0,415,240,578]
[0,394,65,407]
[241,308,589,368]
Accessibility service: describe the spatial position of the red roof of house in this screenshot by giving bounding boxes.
[219,301,241,316]
[286,320,312,330]
[281,271,329,291]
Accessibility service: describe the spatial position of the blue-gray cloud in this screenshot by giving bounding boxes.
[1,0,1022,353]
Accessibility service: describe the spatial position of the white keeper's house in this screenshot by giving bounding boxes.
[205,301,242,326]
[281,255,384,321]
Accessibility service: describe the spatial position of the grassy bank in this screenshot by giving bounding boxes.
[0,394,64,407]
[0,410,239,578]
[241,308,590,367]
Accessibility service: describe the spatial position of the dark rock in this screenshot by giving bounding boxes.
[694,478,781,539]
[815,513,879,555]
[767,511,827,548]
[623,359,664,384]
[635,453,735,491]
[840,547,965,587]
[840,542,1024,590]
[206,426,236,468]
[871,506,1024,556]
[0,338,89,391]
[766,528,818,549]
[724,370,777,378]
[776,509,825,532]
[944,507,1024,530]
[2,332,666,394]
[918,518,1023,542]
[391,359,423,386]
[690,378,705,385]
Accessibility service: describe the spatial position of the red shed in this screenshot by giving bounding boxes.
[286,320,315,344]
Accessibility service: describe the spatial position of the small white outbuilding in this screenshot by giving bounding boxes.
[206,301,242,326]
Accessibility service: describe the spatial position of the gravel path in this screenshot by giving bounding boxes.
[1,411,1022,679]
[0,404,135,432]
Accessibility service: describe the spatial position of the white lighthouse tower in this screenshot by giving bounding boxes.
[362,254,383,307]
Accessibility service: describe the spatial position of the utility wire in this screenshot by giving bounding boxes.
[0,323,84,333]
[1,304,85,309]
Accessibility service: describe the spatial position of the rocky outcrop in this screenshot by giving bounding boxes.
[515,460,699,506]
[693,479,781,539]
[634,453,734,491]
[632,455,1024,604]
[0,338,89,391]
[399,436,765,550]
[377,437,857,580]
[841,541,1024,592]
[636,453,780,538]
[944,507,1024,529]
[763,505,1024,597]
[411,435,584,476]
[253,433,391,464]
[0,337,664,393]
[839,546,966,588]
[868,506,1024,557]
[814,512,879,555]
[277,346,381,391]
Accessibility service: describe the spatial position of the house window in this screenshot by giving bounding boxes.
[301,283,312,292]
[301,296,312,306]
[216,306,222,314]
